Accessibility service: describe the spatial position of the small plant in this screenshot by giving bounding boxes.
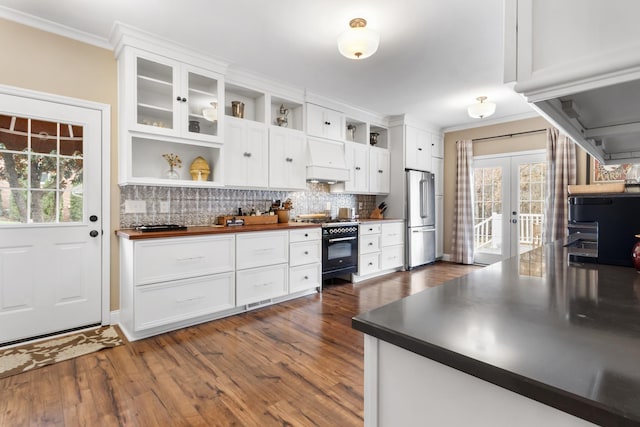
[162,153,182,169]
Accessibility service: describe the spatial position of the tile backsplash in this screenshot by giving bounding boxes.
[119,183,377,228]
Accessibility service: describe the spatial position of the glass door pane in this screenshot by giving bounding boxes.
[187,71,219,137]
[136,56,174,130]
[513,156,546,255]
[473,159,508,265]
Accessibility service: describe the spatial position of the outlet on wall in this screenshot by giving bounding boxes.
[159,201,170,213]
[124,199,146,214]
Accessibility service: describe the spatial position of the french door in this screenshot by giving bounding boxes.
[473,151,546,265]
[0,90,104,344]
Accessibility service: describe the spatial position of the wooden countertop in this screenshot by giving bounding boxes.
[116,222,321,240]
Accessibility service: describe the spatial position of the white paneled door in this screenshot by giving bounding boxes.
[0,92,103,344]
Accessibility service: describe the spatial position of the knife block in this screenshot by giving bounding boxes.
[369,208,384,219]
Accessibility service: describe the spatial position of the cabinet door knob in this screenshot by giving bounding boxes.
[286,157,293,162]
[304,233,308,237]
[304,251,309,255]
[418,147,423,151]
[324,121,331,125]
[368,242,373,246]
[304,275,309,280]
[244,152,252,157]
[182,97,187,102]
[368,262,373,266]
[176,96,181,101]
[378,170,383,173]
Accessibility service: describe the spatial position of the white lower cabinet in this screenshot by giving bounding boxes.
[119,227,322,341]
[353,220,404,282]
[288,228,322,293]
[135,272,234,331]
[119,234,237,341]
[236,263,288,306]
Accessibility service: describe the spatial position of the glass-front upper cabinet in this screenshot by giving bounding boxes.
[132,51,223,143]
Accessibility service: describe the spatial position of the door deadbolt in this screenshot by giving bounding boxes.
[89,215,98,222]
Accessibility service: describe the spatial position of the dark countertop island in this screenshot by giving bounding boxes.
[353,240,640,426]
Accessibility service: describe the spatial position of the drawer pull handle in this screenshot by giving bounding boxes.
[304,233,308,237]
[254,282,273,288]
[176,256,205,262]
[254,248,274,252]
[176,295,205,303]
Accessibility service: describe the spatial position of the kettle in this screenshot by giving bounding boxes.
[338,207,355,220]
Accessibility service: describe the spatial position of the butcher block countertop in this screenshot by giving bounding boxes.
[116,222,320,240]
[116,218,404,240]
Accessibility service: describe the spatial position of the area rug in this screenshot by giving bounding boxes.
[0,326,123,380]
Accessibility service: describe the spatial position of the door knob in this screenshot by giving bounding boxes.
[89,230,99,237]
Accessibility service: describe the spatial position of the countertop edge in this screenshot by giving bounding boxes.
[351,317,636,427]
[116,222,321,239]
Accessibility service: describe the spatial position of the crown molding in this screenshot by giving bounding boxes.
[0,6,111,49]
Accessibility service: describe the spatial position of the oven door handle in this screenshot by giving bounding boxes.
[328,236,357,243]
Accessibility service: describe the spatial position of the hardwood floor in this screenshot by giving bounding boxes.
[0,261,479,426]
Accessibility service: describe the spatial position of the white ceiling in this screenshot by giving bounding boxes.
[0,0,537,131]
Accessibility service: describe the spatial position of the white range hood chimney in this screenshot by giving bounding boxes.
[306,138,350,183]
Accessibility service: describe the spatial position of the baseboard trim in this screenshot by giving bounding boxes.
[110,310,120,325]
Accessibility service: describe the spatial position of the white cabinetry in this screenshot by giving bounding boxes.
[119,234,236,340]
[369,147,390,194]
[354,221,404,282]
[236,231,289,305]
[289,228,322,293]
[269,127,307,190]
[114,29,226,187]
[306,103,344,140]
[224,117,269,188]
[405,126,432,172]
[343,142,370,193]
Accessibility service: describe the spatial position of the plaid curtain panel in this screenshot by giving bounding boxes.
[451,139,474,264]
[544,128,576,244]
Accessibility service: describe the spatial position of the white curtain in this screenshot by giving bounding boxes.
[451,139,474,264]
[544,128,576,243]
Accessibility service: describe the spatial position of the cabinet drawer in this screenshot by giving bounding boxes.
[135,235,234,285]
[236,263,288,306]
[236,231,288,270]
[289,263,321,293]
[290,241,321,267]
[359,253,380,276]
[360,234,381,254]
[381,222,404,247]
[289,228,322,243]
[360,223,382,235]
[380,245,404,270]
[134,272,235,331]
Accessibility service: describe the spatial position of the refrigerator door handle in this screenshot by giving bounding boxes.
[419,179,426,218]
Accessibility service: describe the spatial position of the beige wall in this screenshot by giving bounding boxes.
[443,117,588,256]
[0,18,120,310]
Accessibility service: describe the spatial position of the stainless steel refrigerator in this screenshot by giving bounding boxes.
[406,169,436,269]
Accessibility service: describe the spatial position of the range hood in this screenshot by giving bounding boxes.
[306,138,350,183]
[526,78,640,165]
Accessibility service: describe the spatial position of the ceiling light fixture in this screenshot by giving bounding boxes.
[202,102,218,122]
[337,18,379,60]
[467,96,496,119]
